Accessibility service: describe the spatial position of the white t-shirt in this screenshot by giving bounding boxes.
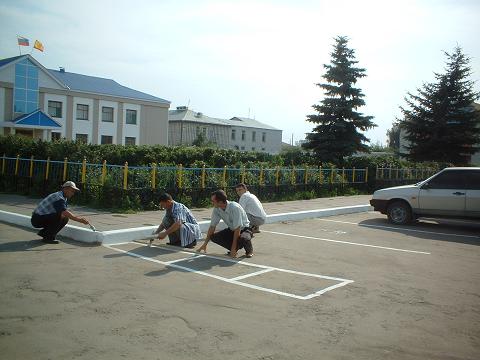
[238,191,267,220]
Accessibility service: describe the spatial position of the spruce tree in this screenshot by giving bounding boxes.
[400,46,480,164]
[303,36,376,164]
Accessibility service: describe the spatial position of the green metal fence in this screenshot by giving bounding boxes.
[1,155,369,191]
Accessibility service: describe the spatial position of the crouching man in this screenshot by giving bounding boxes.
[31,181,90,244]
[235,183,267,233]
[197,189,253,258]
[150,193,202,248]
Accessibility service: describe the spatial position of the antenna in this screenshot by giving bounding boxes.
[248,108,250,118]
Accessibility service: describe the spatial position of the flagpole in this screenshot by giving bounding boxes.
[16,35,22,55]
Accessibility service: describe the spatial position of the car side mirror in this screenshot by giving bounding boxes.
[421,182,430,189]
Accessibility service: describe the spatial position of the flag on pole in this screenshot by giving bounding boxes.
[33,40,44,52]
[17,36,29,46]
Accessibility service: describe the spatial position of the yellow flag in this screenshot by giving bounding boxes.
[33,40,44,52]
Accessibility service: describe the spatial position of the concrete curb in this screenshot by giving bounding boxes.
[1,205,373,245]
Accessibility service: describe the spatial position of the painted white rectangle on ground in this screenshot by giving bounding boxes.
[104,242,353,300]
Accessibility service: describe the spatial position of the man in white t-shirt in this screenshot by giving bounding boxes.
[235,183,267,233]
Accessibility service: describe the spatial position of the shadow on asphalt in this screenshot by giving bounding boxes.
[358,217,480,246]
[0,221,100,252]
[103,244,247,277]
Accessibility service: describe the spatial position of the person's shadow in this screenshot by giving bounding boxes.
[104,243,241,277]
[0,224,99,252]
[0,238,47,252]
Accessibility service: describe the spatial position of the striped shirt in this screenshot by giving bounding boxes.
[167,201,202,247]
[33,191,67,216]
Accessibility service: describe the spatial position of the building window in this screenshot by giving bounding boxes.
[126,109,137,125]
[234,145,239,150]
[262,132,266,142]
[102,107,114,122]
[231,129,236,140]
[48,101,62,118]
[261,147,265,151]
[252,131,256,142]
[76,104,89,120]
[76,133,88,143]
[101,135,113,144]
[241,130,246,141]
[241,146,245,150]
[14,58,38,115]
[51,132,61,141]
[125,137,136,146]
[252,147,256,151]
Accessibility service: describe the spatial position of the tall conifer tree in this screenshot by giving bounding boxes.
[303,36,376,164]
[400,46,480,164]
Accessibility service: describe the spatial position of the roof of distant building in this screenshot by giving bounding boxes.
[169,106,280,131]
[229,117,279,131]
[48,69,170,104]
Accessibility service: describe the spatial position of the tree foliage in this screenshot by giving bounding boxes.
[303,36,376,164]
[399,46,480,164]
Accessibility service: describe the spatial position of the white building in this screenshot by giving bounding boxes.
[0,55,170,145]
[169,106,282,154]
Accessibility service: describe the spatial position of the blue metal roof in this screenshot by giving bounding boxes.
[0,55,26,68]
[15,110,61,127]
[48,69,170,104]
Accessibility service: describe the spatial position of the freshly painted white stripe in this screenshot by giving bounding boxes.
[229,268,275,281]
[303,280,355,300]
[263,230,431,255]
[316,218,479,239]
[104,242,353,300]
[164,254,206,264]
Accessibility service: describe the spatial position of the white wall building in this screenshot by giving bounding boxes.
[169,106,283,154]
[0,55,170,146]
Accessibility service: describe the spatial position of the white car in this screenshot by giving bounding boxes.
[370,167,480,225]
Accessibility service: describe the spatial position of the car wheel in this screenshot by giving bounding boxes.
[387,201,412,225]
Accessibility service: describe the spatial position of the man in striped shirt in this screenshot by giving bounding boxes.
[31,181,90,244]
[150,193,202,248]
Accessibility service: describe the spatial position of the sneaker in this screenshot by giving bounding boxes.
[245,253,253,258]
[185,240,197,249]
[42,237,59,244]
[251,226,260,234]
[148,239,154,247]
[243,239,254,256]
[37,229,45,237]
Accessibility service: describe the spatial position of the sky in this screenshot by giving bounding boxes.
[1,0,479,145]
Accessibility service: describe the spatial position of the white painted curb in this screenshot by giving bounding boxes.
[0,210,102,244]
[1,205,373,245]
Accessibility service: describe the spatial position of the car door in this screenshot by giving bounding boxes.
[417,170,466,216]
[465,169,480,217]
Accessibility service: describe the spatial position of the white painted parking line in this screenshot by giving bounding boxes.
[103,242,353,300]
[316,218,480,239]
[263,230,431,255]
[165,254,206,264]
[229,268,275,281]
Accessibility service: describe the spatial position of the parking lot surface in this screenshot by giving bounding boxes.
[1,212,479,359]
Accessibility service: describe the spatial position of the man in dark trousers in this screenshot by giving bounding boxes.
[197,189,254,258]
[31,181,90,244]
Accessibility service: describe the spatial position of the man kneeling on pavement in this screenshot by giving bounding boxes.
[197,189,254,258]
[31,181,90,244]
[150,193,202,248]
